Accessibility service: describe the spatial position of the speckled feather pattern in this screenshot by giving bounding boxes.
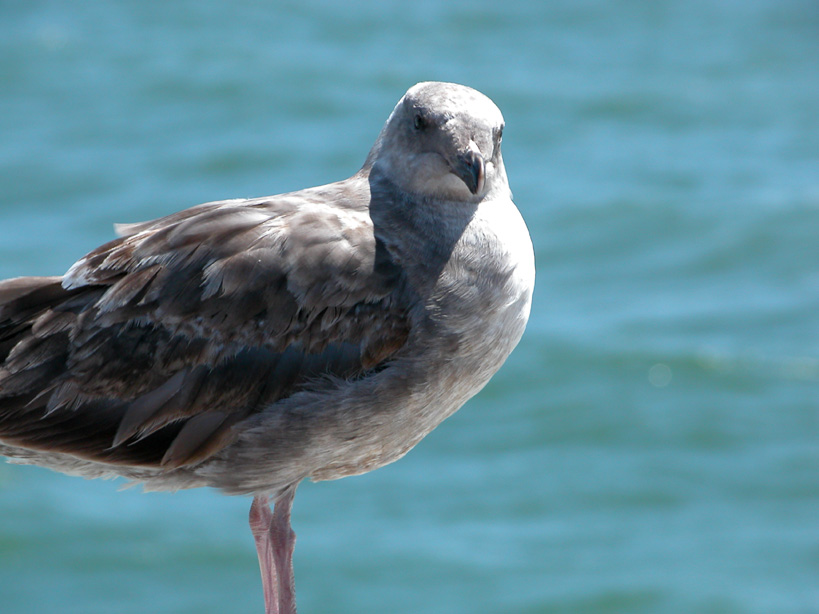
[0,82,534,497]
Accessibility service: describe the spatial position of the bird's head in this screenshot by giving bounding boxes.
[366,82,508,203]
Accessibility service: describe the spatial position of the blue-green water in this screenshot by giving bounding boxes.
[1,1,818,613]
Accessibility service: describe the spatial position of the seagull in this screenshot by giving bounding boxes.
[0,81,534,613]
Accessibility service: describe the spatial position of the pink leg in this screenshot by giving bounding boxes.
[249,489,298,614]
[270,487,297,613]
[250,495,278,614]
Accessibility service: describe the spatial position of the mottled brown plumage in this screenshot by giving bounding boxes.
[0,82,534,614]
[0,184,412,469]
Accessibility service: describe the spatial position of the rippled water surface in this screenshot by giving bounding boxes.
[1,1,818,613]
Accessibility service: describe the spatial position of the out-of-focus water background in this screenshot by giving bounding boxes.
[1,1,818,613]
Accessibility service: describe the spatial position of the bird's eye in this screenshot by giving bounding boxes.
[414,114,427,131]
[495,125,504,143]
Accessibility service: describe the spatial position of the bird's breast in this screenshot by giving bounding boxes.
[430,198,534,360]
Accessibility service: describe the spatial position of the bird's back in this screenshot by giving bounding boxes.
[0,174,414,487]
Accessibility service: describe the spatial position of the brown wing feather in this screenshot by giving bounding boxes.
[0,183,411,470]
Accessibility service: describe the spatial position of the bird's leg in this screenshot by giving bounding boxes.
[250,495,279,614]
[270,486,297,614]
[249,488,298,614]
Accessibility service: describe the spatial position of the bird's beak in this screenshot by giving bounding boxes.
[452,146,486,195]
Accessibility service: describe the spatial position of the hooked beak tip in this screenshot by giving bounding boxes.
[454,150,486,195]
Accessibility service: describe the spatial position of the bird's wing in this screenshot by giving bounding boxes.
[0,181,411,469]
